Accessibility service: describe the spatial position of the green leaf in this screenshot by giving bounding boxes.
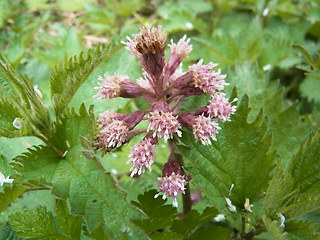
[50,44,117,117]
[187,225,231,240]
[268,102,313,166]
[150,231,184,240]
[14,145,146,239]
[262,215,288,240]
[131,190,177,234]
[0,223,21,240]
[300,77,320,103]
[0,53,52,141]
[0,185,26,213]
[264,132,320,219]
[55,199,83,240]
[0,98,31,137]
[48,104,96,152]
[83,225,109,240]
[285,220,320,240]
[0,190,55,223]
[9,206,70,239]
[171,207,218,237]
[179,95,275,210]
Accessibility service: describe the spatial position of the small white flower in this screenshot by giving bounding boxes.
[225,197,237,212]
[263,8,269,16]
[12,118,23,129]
[277,213,286,227]
[263,64,272,71]
[0,172,14,187]
[33,85,42,98]
[244,198,253,212]
[185,22,193,29]
[214,214,226,222]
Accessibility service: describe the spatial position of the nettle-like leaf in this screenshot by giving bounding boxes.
[0,185,26,213]
[187,225,231,240]
[228,63,312,166]
[9,205,70,239]
[179,95,276,211]
[0,53,52,141]
[131,190,177,235]
[47,103,96,153]
[11,105,146,239]
[0,97,31,138]
[8,199,80,239]
[264,132,320,219]
[285,220,320,240]
[171,207,219,237]
[261,215,288,240]
[50,44,119,117]
[0,223,21,240]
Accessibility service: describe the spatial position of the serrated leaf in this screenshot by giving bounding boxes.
[264,133,320,219]
[268,102,312,166]
[187,225,231,240]
[47,104,96,152]
[0,98,31,137]
[0,190,55,223]
[179,95,275,211]
[285,220,320,240]
[0,53,52,141]
[0,223,21,240]
[9,206,70,239]
[300,77,320,103]
[50,44,118,117]
[171,207,218,237]
[262,215,288,240]
[0,185,26,213]
[150,231,184,240]
[131,190,177,234]
[83,225,109,240]
[14,145,146,239]
[55,199,83,239]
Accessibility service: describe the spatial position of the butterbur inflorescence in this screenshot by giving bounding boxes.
[94,25,236,207]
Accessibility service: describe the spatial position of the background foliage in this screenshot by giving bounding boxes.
[0,0,320,239]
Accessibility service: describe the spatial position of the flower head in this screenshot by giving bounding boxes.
[97,110,117,128]
[155,172,187,207]
[95,119,129,149]
[146,111,182,142]
[168,35,192,59]
[94,74,129,99]
[127,134,158,177]
[123,25,166,55]
[0,172,13,187]
[192,115,221,145]
[189,59,228,95]
[207,93,237,122]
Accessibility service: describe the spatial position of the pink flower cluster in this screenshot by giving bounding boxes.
[94,25,236,206]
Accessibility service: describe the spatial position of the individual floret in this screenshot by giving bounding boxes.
[189,59,229,95]
[127,134,158,177]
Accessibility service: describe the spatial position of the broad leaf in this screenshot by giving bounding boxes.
[264,132,320,219]
[0,223,21,240]
[179,95,275,211]
[285,220,320,240]
[171,207,218,237]
[0,185,26,213]
[131,190,177,234]
[9,206,70,239]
